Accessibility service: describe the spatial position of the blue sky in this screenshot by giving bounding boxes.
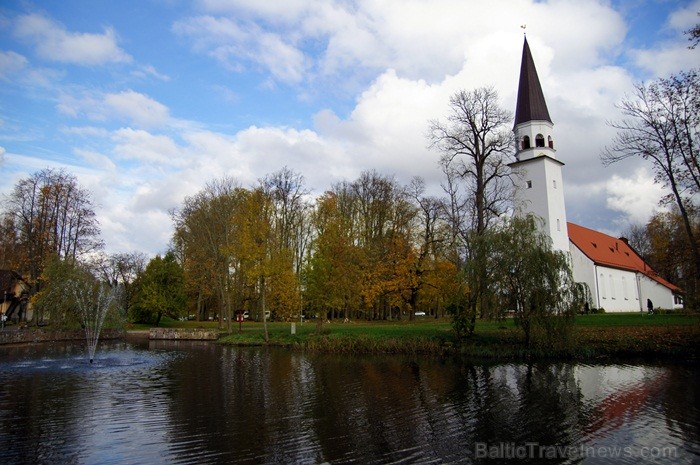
[1,0,699,256]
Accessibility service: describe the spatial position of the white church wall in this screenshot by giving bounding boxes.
[511,157,568,253]
[568,242,679,312]
[595,266,641,313]
[638,275,676,311]
[570,243,597,306]
[543,159,568,252]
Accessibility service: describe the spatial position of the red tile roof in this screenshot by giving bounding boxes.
[567,223,681,293]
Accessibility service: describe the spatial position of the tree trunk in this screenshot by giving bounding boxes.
[261,276,269,342]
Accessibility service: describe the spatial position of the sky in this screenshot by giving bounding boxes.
[0,0,699,257]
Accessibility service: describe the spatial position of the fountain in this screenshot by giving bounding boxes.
[69,280,119,363]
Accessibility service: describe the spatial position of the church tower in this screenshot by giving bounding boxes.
[509,37,569,253]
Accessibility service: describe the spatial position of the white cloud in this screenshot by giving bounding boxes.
[631,45,698,78]
[198,0,313,21]
[181,0,628,87]
[57,90,170,128]
[173,15,309,83]
[667,0,700,31]
[0,50,28,79]
[14,13,132,65]
[626,0,700,77]
[4,0,695,257]
[97,206,173,255]
[104,90,170,127]
[62,126,112,138]
[131,65,171,81]
[606,168,666,226]
[74,148,116,172]
[57,91,104,119]
[79,0,655,253]
[0,146,5,166]
[112,128,184,166]
[212,85,239,104]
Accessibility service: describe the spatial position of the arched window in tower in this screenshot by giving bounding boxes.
[548,136,554,149]
[522,136,530,149]
[535,134,545,147]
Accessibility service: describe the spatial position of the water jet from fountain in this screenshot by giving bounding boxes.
[69,280,119,364]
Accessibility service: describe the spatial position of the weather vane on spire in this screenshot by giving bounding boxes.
[521,24,527,35]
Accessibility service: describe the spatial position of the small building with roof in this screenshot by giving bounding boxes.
[509,37,682,311]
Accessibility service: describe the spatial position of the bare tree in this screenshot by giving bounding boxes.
[260,166,311,276]
[406,177,448,318]
[259,167,310,323]
[686,12,700,49]
[621,223,652,261]
[429,87,515,236]
[428,87,515,337]
[91,251,148,316]
[2,168,102,289]
[602,69,700,307]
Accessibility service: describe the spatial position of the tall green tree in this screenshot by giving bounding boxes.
[32,258,124,330]
[230,188,274,340]
[132,252,186,325]
[172,177,244,330]
[486,216,584,347]
[629,208,699,304]
[303,191,362,322]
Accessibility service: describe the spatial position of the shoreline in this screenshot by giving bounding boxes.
[215,321,700,363]
[2,314,699,363]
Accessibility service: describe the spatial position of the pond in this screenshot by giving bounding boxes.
[0,338,698,464]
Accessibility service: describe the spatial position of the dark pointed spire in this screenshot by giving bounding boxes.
[514,37,552,127]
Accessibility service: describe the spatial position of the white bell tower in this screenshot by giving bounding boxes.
[509,37,569,253]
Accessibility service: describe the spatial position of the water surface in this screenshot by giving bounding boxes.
[0,339,697,464]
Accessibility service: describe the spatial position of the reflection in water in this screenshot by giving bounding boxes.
[0,340,698,464]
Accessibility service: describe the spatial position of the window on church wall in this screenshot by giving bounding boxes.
[622,276,628,300]
[548,136,554,149]
[535,134,545,147]
[526,180,532,189]
[609,274,615,299]
[600,273,606,299]
[522,136,531,149]
[553,180,557,189]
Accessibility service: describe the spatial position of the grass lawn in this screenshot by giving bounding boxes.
[210,319,460,356]
[574,312,700,327]
[128,313,700,360]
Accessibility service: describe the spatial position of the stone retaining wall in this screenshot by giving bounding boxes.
[0,328,124,345]
[149,328,219,341]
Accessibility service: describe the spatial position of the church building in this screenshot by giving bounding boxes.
[509,37,683,312]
